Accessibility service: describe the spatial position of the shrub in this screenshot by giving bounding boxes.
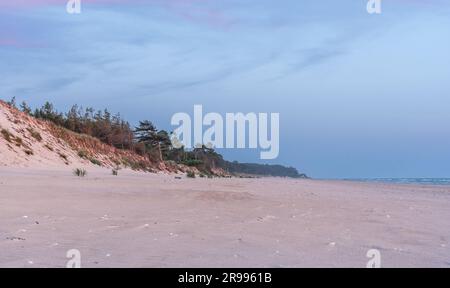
[24,149,34,156]
[182,159,203,167]
[112,169,119,176]
[90,158,102,166]
[27,128,42,142]
[186,171,196,178]
[14,136,23,147]
[74,168,87,177]
[1,129,12,143]
[77,150,88,158]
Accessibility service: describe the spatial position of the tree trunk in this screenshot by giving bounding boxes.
[158,143,163,162]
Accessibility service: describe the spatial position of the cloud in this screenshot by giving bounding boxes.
[0,0,232,27]
[0,39,21,47]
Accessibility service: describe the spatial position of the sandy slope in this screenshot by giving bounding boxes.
[0,101,85,168]
[0,167,449,268]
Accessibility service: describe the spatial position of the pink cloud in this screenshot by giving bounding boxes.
[0,0,213,10]
[0,0,232,28]
[0,37,45,48]
[0,39,19,46]
[0,38,32,48]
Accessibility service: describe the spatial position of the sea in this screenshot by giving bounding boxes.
[342,178,450,186]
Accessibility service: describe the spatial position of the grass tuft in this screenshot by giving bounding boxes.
[1,129,12,143]
[90,158,102,166]
[27,128,42,142]
[73,168,87,177]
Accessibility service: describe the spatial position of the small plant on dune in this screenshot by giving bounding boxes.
[44,144,54,151]
[90,158,102,166]
[58,152,69,165]
[186,171,196,178]
[73,168,87,177]
[27,128,42,142]
[1,129,12,143]
[112,169,119,176]
[24,149,34,156]
[77,150,88,158]
[58,152,68,161]
[14,136,23,147]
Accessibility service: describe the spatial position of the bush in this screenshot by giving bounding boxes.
[14,136,23,147]
[90,158,102,166]
[27,128,42,142]
[182,159,203,167]
[186,171,196,178]
[77,150,88,158]
[74,168,87,177]
[1,129,12,143]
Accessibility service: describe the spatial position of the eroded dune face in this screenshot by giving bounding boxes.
[0,101,160,171]
[0,101,83,168]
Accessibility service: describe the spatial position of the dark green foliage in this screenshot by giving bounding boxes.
[134,121,171,161]
[182,159,203,167]
[223,161,308,178]
[20,101,32,114]
[7,97,16,108]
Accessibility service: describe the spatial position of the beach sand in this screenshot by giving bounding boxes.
[0,167,449,268]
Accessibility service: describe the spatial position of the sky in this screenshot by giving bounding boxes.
[1,0,450,178]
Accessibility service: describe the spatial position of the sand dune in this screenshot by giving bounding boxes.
[1,167,449,268]
[0,101,165,172]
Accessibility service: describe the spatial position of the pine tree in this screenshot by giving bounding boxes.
[20,101,32,115]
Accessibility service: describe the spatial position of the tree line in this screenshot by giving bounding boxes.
[8,97,224,171]
[6,97,306,178]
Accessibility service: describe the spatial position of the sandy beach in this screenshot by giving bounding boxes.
[1,167,449,268]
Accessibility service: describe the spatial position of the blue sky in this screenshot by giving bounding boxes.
[1,0,450,178]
